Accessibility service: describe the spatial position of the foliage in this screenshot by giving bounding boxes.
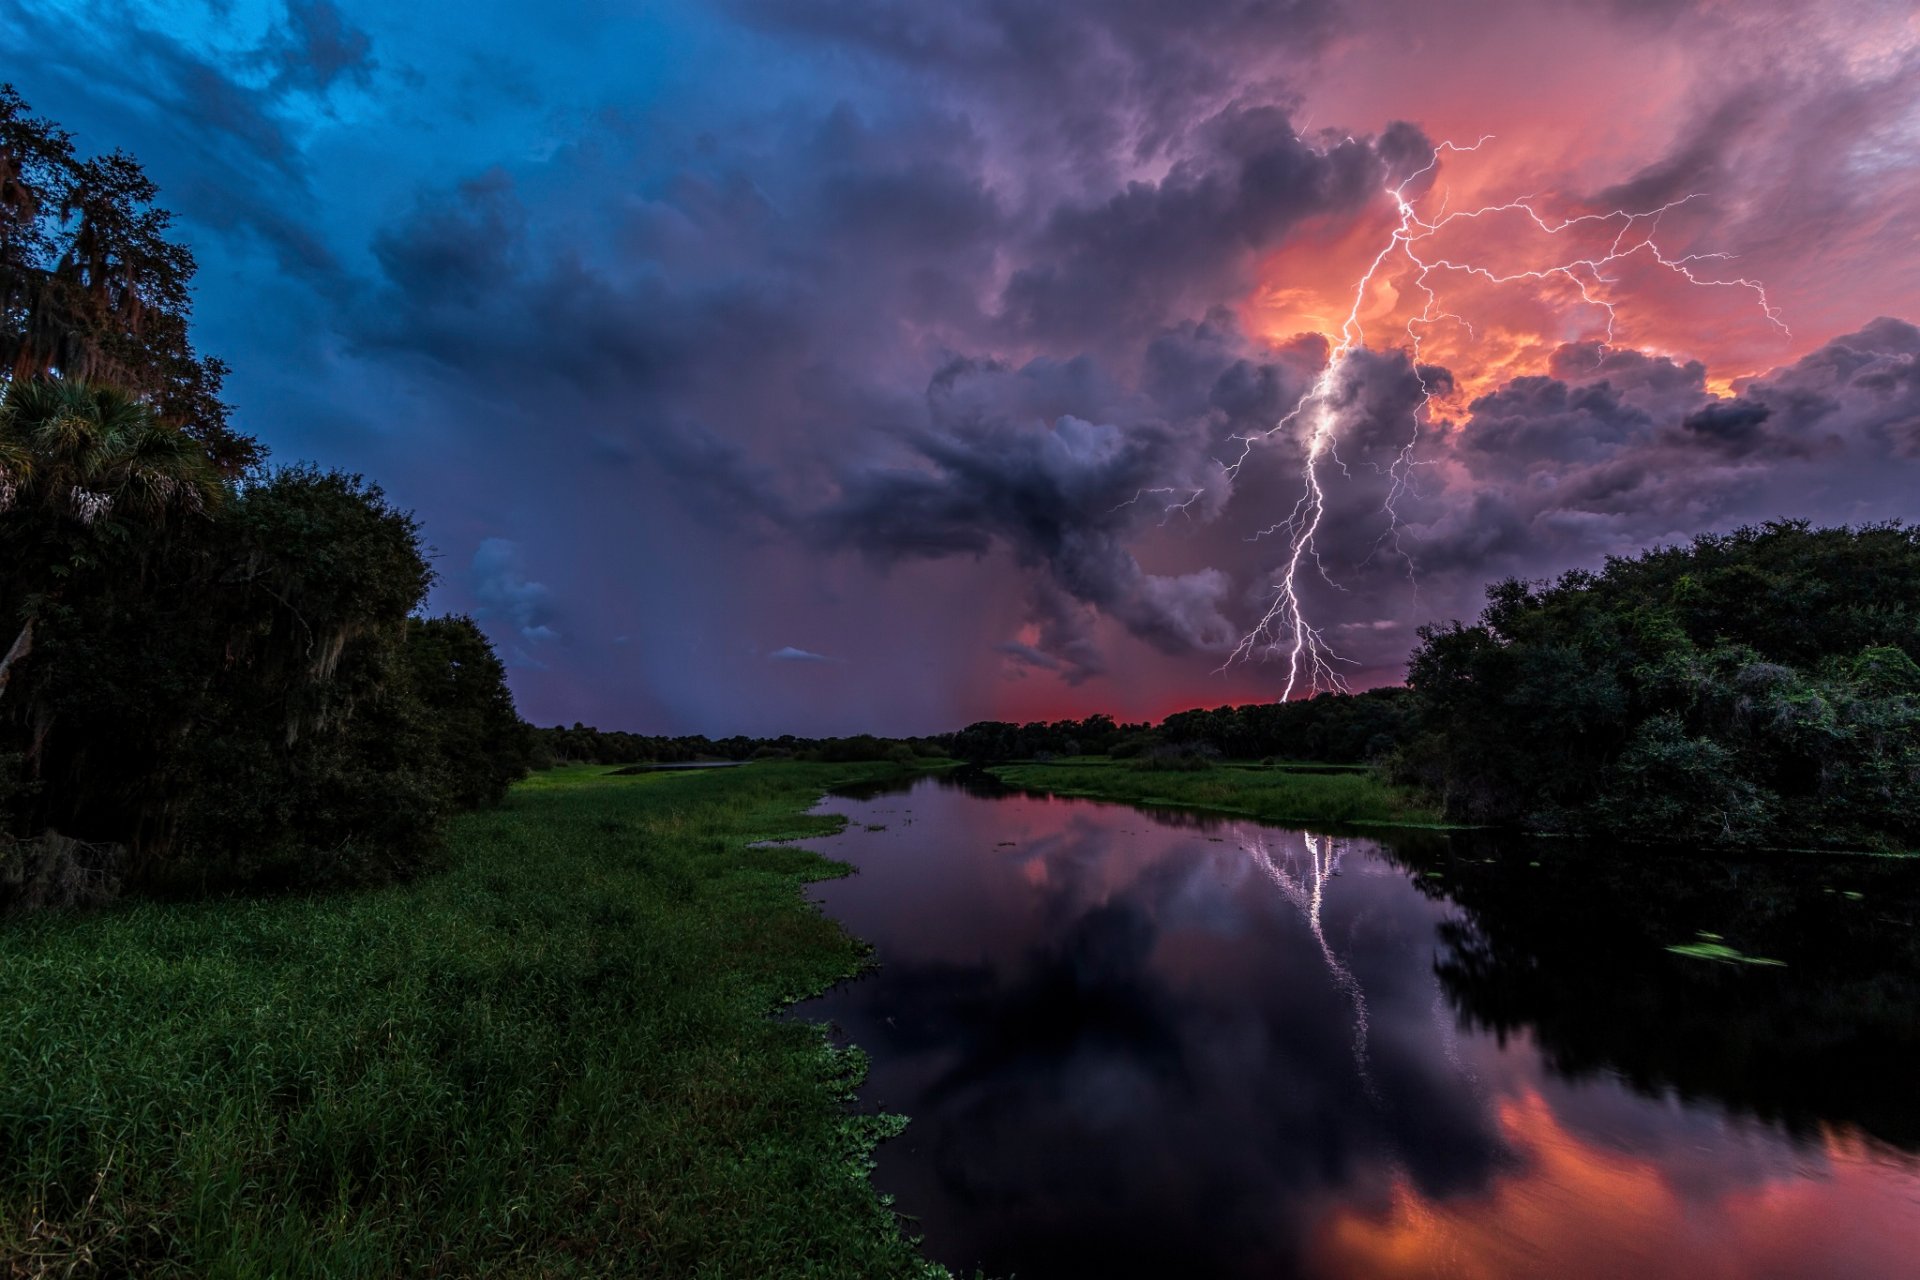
[1154,688,1416,762]
[0,87,252,472]
[0,763,943,1277]
[1400,521,1920,849]
[0,100,538,905]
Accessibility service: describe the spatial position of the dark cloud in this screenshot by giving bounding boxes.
[10,0,1916,732]
[1001,113,1398,349]
[1742,318,1920,455]
[811,355,1236,667]
[371,169,524,305]
[1675,399,1773,453]
[1592,91,1762,212]
[2,1,342,278]
[348,92,1425,684]
[471,538,558,645]
[728,0,1340,175]
[261,0,377,94]
[1361,320,1920,642]
[998,584,1109,685]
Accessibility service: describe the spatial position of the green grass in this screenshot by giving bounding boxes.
[988,758,1448,828]
[0,762,943,1278]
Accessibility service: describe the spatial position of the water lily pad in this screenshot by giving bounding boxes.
[1666,941,1786,966]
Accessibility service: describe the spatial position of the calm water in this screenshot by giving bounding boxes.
[795,772,1920,1280]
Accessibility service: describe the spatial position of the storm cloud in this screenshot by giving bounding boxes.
[7,0,1916,732]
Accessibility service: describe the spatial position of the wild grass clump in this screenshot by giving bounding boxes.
[0,762,942,1278]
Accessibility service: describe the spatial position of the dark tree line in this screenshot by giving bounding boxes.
[940,525,1920,852]
[1155,688,1415,762]
[943,715,1136,763]
[940,692,1416,765]
[1,95,532,910]
[533,726,939,767]
[474,521,1920,856]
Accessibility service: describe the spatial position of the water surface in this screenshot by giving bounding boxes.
[797,772,1920,1279]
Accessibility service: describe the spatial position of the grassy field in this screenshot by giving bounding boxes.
[989,758,1448,828]
[0,763,942,1278]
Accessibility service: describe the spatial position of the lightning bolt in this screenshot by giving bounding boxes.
[1219,136,1788,700]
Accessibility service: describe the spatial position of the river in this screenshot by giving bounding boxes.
[795,770,1920,1279]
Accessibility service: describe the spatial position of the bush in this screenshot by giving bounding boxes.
[1402,521,1920,850]
[1,446,534,904]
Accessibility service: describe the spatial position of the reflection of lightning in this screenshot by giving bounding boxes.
[1241,827,1378,1103]
[1220,137,1789,700]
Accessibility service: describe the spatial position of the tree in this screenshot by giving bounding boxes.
[0,86,253,472]
[406,615,535,809]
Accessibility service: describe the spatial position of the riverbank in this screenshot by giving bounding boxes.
[0,763,940,1278]
[988,757,1449,828]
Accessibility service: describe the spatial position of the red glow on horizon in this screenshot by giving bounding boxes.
[984,673,1408,728]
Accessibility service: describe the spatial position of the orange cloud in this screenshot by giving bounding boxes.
[1244,144,1796,414]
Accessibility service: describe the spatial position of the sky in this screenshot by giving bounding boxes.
[7,0,1918,734]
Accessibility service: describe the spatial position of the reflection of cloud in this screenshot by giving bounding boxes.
[802,780,1513,1273]
[798,779,1920,1277]
[1312,1089,1920,1280]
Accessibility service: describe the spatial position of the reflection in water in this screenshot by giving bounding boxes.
[1315,1089,1920,1280]
[798,774,1920,1280]
[1239,829,1375,1102]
